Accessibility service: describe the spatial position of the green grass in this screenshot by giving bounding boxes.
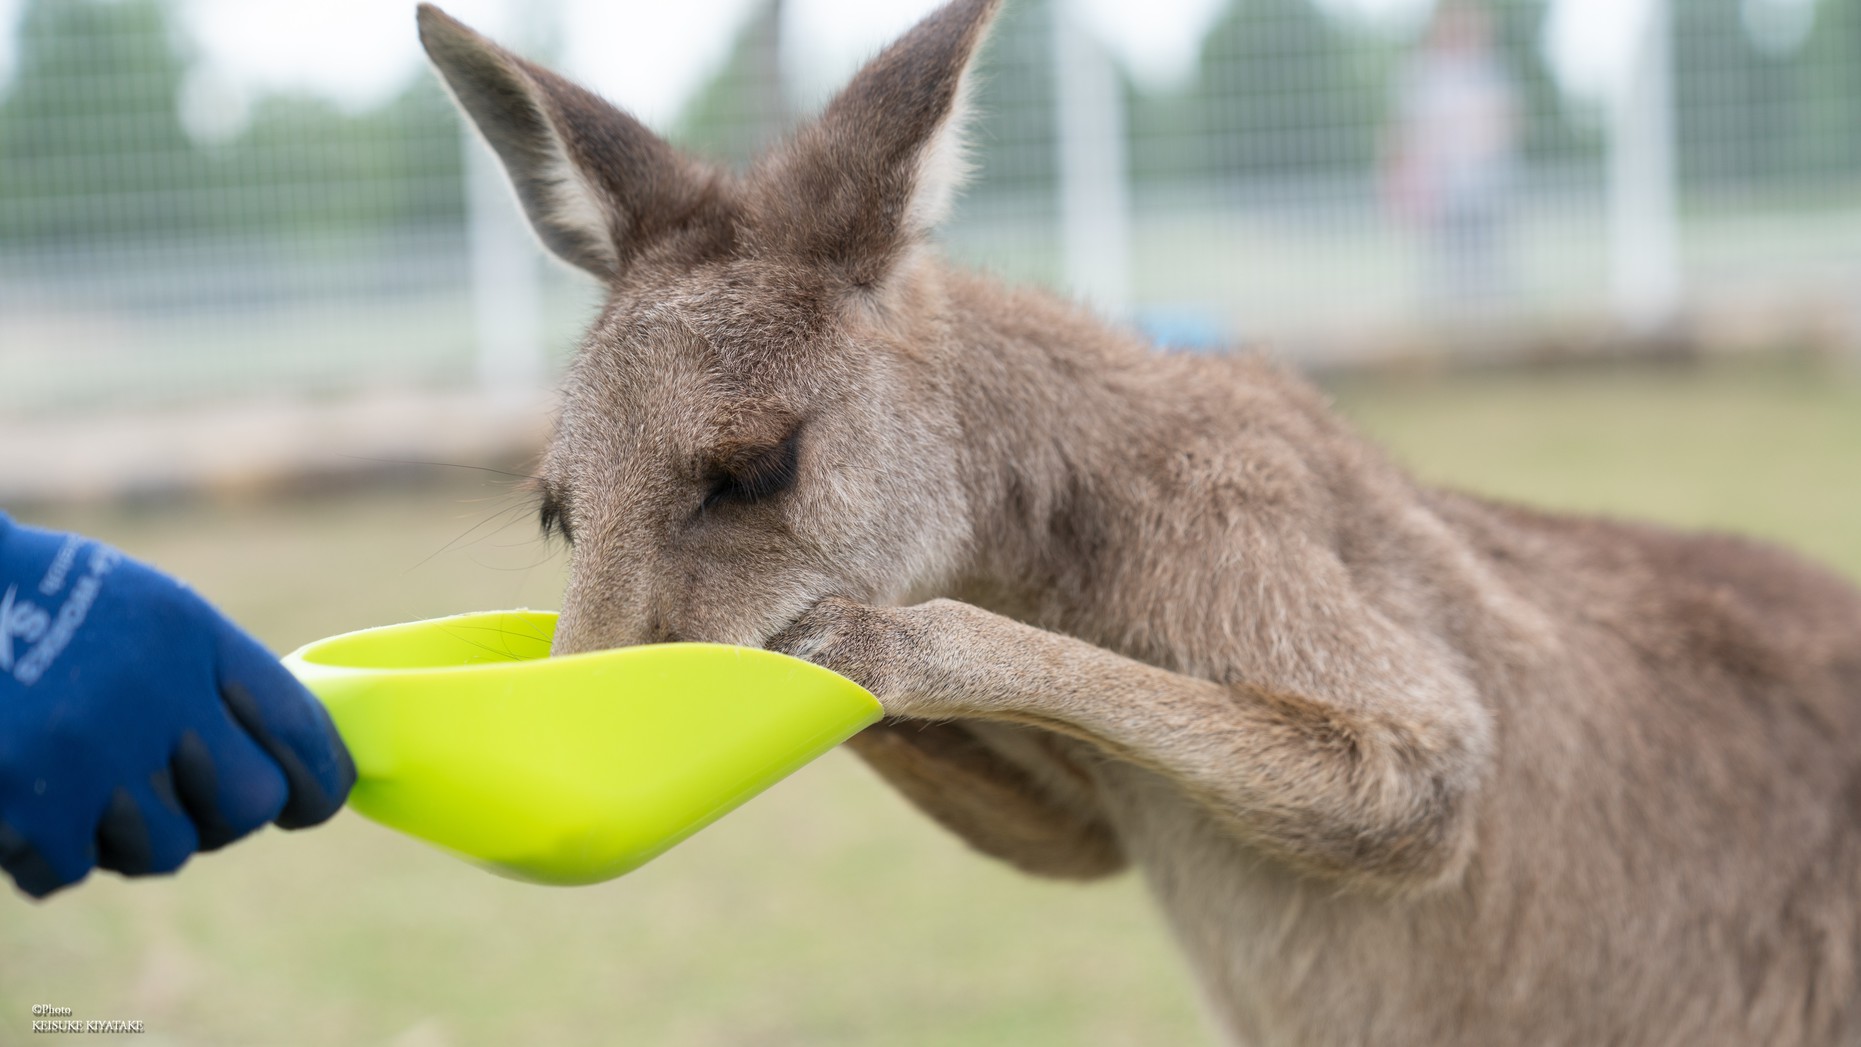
[3,355,1859,1045]
[1330,356,1861,581]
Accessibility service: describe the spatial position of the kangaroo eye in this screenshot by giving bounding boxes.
[704,429,801,511]
[538,489,574,544]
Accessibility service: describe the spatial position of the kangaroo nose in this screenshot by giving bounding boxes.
[552,617,680,654]
[549,603,620,656]
[551,587,683,653]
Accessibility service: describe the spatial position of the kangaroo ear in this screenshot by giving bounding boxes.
[757,0,999,288]
[416,4,720,280]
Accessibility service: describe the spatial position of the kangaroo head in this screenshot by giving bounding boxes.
[417,0,1001,651]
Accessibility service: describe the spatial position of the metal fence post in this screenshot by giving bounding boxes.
[1608,0,1682,333]
[1052,0,1133,320]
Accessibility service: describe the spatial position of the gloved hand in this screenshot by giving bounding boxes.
[0,514,354,898]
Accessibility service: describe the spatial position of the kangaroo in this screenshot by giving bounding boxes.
[416,2,1861,1042]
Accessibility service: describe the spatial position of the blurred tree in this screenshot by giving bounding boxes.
[674,0,792,168]
[673,0,1062,210]
[0,0,196,242]
[1180,0,1598,186]
[1799,0,1861,184]
[220,79,465,239]
[1191,0,1383,181]
[963,0,1061,207]
[1677,0,1792,188]
[0,0,464,248]
[1676,0,1861,191]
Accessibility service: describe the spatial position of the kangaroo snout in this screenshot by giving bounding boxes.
[549,548,852,658]
[548,607,678,656]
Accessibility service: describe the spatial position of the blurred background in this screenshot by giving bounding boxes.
[1,0,1858,1044]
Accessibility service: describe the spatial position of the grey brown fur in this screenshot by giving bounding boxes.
[417,2,1861,1042]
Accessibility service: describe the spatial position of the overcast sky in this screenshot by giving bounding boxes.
[0,0,1825,138]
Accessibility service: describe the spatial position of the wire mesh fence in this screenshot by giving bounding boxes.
[1,0,1856,419]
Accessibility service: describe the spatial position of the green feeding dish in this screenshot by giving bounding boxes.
[282,610,881,885]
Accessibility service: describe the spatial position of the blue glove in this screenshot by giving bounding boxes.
[0,514,354,898]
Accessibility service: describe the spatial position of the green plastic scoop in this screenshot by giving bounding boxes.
[282,610,880,885]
